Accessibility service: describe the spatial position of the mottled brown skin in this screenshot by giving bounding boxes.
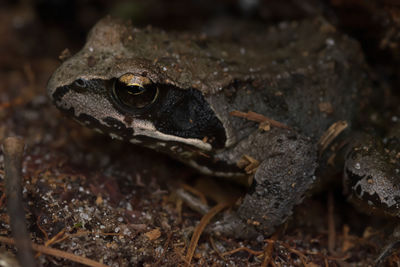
[344,128,400,218]
[47,16,398,238]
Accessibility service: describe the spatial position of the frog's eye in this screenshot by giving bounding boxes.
[112,73,158,109]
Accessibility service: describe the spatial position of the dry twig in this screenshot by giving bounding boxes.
[181,184,208,205]
[176,188,210,215]
[318,121,348,155]
[3,137,36,267]
[328,191,336,254]
[230,110,290,129]
[262,233,278,267]
[185,201,232,265]
[280,242,308,267]
[154,232,172,265]
[221,246,264,257]
[209,236,225,261]
[0,193,6,209]
[0,236,108,267]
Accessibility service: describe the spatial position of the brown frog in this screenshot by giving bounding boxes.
[47,16,399,239]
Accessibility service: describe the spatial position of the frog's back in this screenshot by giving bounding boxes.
[116,17,370,140]
[48,16,371,147]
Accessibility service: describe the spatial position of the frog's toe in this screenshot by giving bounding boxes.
[207,212,259,239]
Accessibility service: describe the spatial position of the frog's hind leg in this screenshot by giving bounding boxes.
[210,129,318,239]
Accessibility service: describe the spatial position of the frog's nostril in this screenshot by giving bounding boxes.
[74,78,87,88]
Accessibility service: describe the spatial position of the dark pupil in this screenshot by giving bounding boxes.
[113,80,157,109]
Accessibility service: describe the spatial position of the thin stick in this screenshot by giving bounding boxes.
[209,236,225,261]
[3,137,36,267]
[318,120,348,155]
[185,201,231,265]
[221,246,263,257]
[176,188,209,215]
[154,232,172,265]
[327,191,336,254]
[0,236,108,267]
[280,243,308,267]
[261,233,278,267]
[230,110,290,129]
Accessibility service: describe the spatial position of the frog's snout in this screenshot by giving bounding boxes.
[344,140,400,217]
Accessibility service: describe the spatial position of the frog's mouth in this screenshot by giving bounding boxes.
[48,76,227,152]
[62,106,244,178]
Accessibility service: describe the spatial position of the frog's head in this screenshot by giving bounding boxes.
[47,17,226,157]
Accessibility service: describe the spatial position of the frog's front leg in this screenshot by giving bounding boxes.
[212,129,317,239]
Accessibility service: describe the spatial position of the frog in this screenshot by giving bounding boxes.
[46,16,399,239]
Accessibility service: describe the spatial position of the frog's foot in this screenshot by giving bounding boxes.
[208,212,259,239]
[343,132,400,217]
[209,131,318,239]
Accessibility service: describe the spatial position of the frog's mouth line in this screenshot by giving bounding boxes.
[57,105,213,152]
[57,104,244,176]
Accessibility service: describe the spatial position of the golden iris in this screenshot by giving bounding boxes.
[112,73,158,109]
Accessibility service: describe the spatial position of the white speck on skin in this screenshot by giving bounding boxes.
[129,138,142,144]
[93,128,103,134]
[355,163,361,170]
[326,38,335,46]
[109,133,123,140]
[156,142,166,147]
